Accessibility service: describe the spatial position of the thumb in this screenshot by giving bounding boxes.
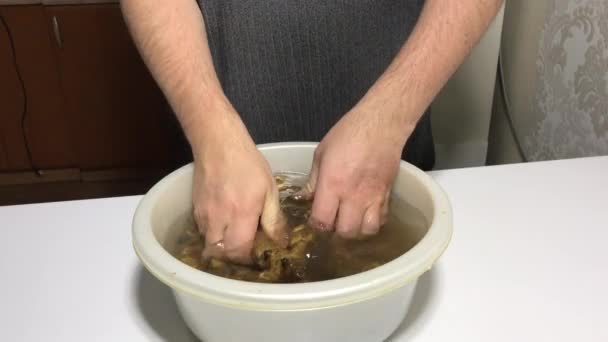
[292,156,319,201]
[261,182,289,248]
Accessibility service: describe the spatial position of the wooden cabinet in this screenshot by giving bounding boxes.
[1,5,76,171]
[0,8,31,172]
[0,4,189,178]
[45,4,187,170]
[0,4,189,202]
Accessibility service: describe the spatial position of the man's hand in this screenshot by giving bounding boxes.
[302,94,413,238]
[301,0,503,238]
[192,107,288,264]
[122,0,287,261]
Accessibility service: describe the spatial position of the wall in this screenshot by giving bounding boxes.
[489,0,608,164]
[431,5,505,169]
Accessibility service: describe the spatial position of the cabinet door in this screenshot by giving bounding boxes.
[0,7,31,172]
[1,5,76,171]
[45,4,187,170]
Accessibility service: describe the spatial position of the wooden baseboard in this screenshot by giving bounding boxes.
[0,167,175,205]
[81,167,172,182]
[0,167,174,186]
[0,176,161,206]
[0,168,81,186]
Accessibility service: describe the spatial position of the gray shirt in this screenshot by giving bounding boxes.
[197,0,434,170]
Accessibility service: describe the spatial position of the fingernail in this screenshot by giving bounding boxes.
[202,240,225,260]
[309,217,332,232]
[337,228,359,240]
[291,190,312,201]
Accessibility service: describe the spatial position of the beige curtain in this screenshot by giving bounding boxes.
[501,0,608,161]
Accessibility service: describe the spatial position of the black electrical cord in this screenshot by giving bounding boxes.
[497,53,529,163]
[0,14,40,174]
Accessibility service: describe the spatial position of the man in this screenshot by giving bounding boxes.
[121,0,503,263]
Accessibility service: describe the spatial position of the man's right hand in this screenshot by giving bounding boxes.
[191,108,288,264]
[121,0,287,263]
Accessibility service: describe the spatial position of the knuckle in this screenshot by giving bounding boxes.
[318,173,344,195]
[238,193,264,215]
[215,192,242,214]
[359,180,386,195]
[328,168,347,185]
[354,184,388,205]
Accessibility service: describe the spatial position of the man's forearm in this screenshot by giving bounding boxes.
[121,0,237,151]
[365,0,504,135]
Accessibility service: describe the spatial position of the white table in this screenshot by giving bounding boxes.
[2,156,607,341]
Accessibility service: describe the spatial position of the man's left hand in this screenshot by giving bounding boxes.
[301,97,414,238]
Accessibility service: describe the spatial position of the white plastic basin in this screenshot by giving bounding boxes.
[132,142,452,342]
